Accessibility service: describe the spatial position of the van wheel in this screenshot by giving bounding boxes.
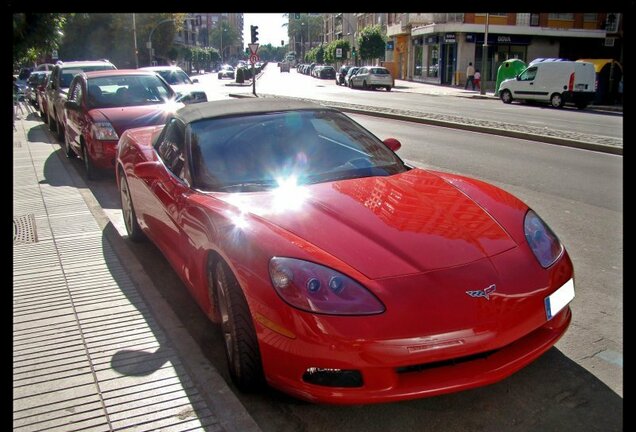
[550,93,564,108]
[500,90,513,104]
[576,102,588,110]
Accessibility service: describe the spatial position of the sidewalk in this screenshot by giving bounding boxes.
[13,105,262,432]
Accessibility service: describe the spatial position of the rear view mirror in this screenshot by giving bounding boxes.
[192,78,199,83]
[383,138,401,152]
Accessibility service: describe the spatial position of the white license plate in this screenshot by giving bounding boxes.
[575,83,587,90]
[545,278,575,320]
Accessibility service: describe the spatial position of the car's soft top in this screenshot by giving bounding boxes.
[175,98,332,124]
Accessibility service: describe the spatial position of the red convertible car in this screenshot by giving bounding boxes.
[116,99,575,404]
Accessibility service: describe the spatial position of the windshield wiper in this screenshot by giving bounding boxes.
[217,181,276,192]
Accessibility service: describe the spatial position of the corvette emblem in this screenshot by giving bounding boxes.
[466,284,496,300]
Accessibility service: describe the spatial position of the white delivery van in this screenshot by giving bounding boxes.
[498,60,596,109]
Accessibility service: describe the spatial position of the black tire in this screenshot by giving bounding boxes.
[55,116,65,141]
[362,80,368,90]
[500,89,513,104]
[119,170,145,242]
[215,260,264,392]
[576,102,588,110]
[386,86,392,92]
[348,80,353,89]
[48,112,57,132]
[41,109,48,124]
[83,145,97,180]
[550,93,564,109]
[63,131,77,159]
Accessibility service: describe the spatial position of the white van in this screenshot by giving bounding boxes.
[499,60,596,109]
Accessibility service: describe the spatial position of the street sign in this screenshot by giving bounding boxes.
[52,50,58,60]
[336,48,342,58]
[248,43,259,55]
[249,54,259,64]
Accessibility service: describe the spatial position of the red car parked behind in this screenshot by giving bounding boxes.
[63,69,182,179]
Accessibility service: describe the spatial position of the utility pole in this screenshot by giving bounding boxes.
[132,13,139,68]
[480,13,489,95]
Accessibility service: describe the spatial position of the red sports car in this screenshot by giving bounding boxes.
[63,69,182,179]
[115,99,575,404]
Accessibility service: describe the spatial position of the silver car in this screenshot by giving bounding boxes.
[349,66,394,91]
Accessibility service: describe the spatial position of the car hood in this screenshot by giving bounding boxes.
[216,169,518,279]
[89,105,175,137]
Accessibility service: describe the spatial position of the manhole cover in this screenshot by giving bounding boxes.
[13,214,38,244]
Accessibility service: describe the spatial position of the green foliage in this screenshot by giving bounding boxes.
[210,20,240,61]
[324,39,350,64]
[357,24,387,62]
[13,13,67,68]
[236,66,244,83]
[316,45,325,64]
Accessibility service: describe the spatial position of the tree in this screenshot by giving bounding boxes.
[324,39,350,65]
[209,20,240,62]
[357,24,387,64]
[284,14,321,62]
[13,13,67,68]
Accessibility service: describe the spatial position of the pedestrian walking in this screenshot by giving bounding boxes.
[465,62,475,90]
[474,70,481,91]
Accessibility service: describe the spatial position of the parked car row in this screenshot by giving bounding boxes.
[39,59,215,180]
[299,63,395,91]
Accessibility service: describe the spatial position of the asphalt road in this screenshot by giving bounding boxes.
[75,112,622,432]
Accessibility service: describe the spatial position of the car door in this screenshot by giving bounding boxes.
[512,66,540,101]
[147,118,192,272]
[352,67,368,88]
[64,78,84,154]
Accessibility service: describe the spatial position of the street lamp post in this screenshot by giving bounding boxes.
[148,18,175,66]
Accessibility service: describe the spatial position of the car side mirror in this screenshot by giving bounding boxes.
[64,100,80,111]
[192,78,199,83]
[383,138,401,152]
[133,161,164,180]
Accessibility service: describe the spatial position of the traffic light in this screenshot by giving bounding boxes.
[250,25,259,43]
[352,48,356,57]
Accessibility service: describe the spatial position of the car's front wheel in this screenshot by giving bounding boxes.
[119,170,145,242]
[215,259,264,392]
[550,93,564,108]
[83,145,97,180]
[500,89,513,104]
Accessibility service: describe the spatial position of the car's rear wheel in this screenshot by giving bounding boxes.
[215,259,264,392]
[63,131,76,159]
[386,86,392,92]
[119,170,145,242]
[550,93,564,108]
[48,112,56,132]
[362,80,368,90]
[500,89,513,104]
[348,80,353,89]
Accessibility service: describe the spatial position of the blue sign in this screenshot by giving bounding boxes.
[386,41,394,50]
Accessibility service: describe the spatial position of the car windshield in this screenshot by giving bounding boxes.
[370,68,390,75]
[156,69,192,85]
[86,74,174,108]
[188,110,407,192]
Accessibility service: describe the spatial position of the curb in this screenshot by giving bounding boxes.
[228,94,622,156]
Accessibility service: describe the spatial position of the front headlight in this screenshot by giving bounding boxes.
[524,209,564,268]
[269,257,385,315]
[92,121,119,141]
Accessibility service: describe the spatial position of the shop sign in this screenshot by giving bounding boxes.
[444,33,456,43]
[386,41,394,50]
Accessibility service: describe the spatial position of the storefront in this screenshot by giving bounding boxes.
[413,33,459,85]
[467,34,530,81]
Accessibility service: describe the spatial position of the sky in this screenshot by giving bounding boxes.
[242,14,289,48]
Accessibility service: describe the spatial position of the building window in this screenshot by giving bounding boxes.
[475,13,507,17]
[427,45,439,78]
[605,13,619,32]
[414,43,423,77]
[530,14,540,26]
[517,13,530,26]
[548,13,573,20]
[583,13,597,22]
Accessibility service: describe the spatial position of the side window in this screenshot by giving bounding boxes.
[157,119,186,178]
[519,67,537,81]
